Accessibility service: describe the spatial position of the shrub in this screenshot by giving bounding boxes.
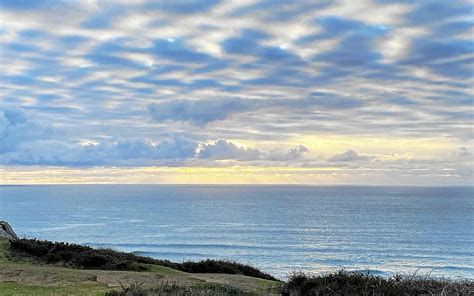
[177,259,276,281]
[9,238,276,281]
[9,238,153,271]
[106,281,257,296]
[281,270,474,296]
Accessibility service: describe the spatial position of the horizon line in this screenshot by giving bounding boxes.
[1,183,472,188]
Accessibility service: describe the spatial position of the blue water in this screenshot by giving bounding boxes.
[0,185,473,279]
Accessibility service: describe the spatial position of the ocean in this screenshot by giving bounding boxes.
[0,185,472,279]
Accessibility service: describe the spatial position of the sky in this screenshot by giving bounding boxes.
[0,0,473,185]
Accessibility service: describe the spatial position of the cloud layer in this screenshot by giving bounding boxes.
[0,0,473,184]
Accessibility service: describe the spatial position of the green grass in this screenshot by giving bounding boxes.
[0,282,108,296]
[0,238,281,295]
[8,237,472,295]
[106,281,259,296]
[0,239,9,263]
[146,264,188,276]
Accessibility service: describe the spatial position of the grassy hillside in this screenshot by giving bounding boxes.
[0,238,281,295]
[2,237,473,295]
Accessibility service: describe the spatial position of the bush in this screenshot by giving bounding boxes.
[281,270,474,296]
[106,281,257,296]
[177,259,276,281]
[9,238,276,281]
[9,238,156,271]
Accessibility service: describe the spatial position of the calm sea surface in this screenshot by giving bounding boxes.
[0,185,473,279]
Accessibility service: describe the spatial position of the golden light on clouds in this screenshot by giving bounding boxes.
[290,135,458,156]
[1,134,470,185]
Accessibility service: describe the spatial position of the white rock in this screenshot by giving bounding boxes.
[0,221,18,240]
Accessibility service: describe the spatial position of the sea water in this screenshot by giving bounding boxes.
[0,185,472,279]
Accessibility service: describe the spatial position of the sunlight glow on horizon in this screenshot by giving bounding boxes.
[1,163,472,186]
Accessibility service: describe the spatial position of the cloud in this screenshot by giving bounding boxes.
[458,147,472,158]
[329,150,372,162]
[1,137,199,166]
[312,17,388,71]
[0,106,53,153]
[196,139,262,160]
[2,106,27,125]
[2,131,310,166]
[0,105,199,166]
[400,38,473,79]
[2,140,102,166]
[266,145,308,161]
[196,140,309,162]
[0,0,473,184]
[148,98,256,125]
[147,94,364,125]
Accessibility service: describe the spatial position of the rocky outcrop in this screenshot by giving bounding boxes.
[0,221,18,240]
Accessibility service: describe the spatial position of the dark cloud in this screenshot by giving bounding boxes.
[147,94,365,125]
[148,98,256,125]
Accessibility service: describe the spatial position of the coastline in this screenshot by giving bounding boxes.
[1,233,473,295]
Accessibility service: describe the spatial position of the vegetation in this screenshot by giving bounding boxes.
[1,237,280,295]
[281,270,474,296]
[177,259,276,281]
[10,238,158,271]
[106,281,258,296]
[4,238,474,295]
[9,238,277,280]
